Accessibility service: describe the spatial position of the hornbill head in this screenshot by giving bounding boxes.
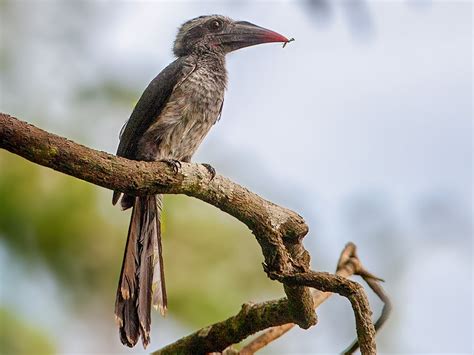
[173,15,290,57]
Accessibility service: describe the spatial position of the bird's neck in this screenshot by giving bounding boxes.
[194,52,225,69]
[191,52,227,86]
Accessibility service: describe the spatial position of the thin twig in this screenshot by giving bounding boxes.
[343,270,392,354]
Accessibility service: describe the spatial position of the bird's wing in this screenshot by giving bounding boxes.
[116,57,196,159]
[113,57,196,206]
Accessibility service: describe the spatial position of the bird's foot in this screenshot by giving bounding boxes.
[202,163,216,181]
[160,159,182,174]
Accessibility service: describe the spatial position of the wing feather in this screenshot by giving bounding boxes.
[112,57,196,205]
[117,57,195,159]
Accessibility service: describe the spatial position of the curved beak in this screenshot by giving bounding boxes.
[221,21,290,52]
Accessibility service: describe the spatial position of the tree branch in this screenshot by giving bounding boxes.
[241,242,391,355]
[152,299,291,355]
[267,271,376,354]
[0,113,315,327]
[154,244,379,355]
[0,113,383,354]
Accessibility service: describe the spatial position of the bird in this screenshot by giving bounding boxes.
[112,14,290,348]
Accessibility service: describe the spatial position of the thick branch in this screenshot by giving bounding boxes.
[0,113,315,327]
[152,299,291,355]
[0,114,381,354]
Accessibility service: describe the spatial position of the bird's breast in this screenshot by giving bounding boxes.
[137,63,226,161]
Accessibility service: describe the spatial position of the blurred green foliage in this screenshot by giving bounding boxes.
[0,152,122,303]
[163,195,281,326]
[0,151,281,331]
[0,307,55,355]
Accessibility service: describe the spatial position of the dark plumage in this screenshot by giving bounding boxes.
[113,14,289,348]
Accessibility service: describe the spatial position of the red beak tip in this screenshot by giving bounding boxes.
[276,34,290,43]
[262,30,291,44]
[282,37,295,48]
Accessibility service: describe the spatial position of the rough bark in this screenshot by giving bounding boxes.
[240,242,391,355]
[0,113,385,354]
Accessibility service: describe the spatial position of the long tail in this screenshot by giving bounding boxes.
[114,194,167,348]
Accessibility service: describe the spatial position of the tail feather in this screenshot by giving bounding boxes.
[137,196,157,347]
[114,195,167,348]
[114,197,141,346]
[115,295,140,346]
[152,196,167,314]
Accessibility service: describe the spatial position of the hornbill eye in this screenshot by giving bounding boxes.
[208,19,222,32]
